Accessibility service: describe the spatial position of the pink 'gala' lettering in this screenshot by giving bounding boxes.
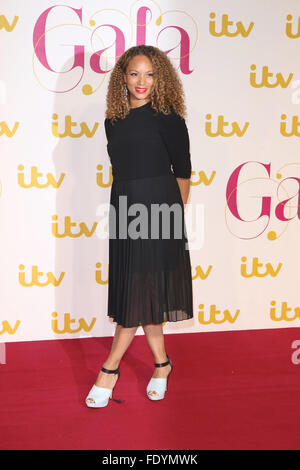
[226,161,271,221]
[32,3,192,92]
[275,177,300,221]
[33,5,84,73]
[226,161,300,236]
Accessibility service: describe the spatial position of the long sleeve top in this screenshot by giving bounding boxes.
[104,101,192,182]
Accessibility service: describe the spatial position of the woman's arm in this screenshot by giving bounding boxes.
[158,110,192,206]
[176,177,190,205]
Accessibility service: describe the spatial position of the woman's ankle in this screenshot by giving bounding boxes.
[102,358,120,370]
[153,353,168,364]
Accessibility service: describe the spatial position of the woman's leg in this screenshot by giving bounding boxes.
[86,324,138,403]
[142,323,172,397]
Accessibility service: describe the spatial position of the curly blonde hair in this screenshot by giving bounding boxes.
[105,45,187,124]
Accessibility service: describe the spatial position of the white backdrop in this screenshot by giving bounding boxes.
[1,0,300,342]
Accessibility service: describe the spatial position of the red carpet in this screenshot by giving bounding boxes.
[0,328,300,450]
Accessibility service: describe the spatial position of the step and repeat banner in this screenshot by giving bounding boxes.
[1,0,300,342]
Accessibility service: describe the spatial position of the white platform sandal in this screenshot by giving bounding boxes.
[146,354,173,401]
[85,365,123,408]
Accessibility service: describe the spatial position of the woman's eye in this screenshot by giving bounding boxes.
[130,73,153,77]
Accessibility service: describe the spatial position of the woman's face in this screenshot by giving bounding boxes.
[123,54,156,107]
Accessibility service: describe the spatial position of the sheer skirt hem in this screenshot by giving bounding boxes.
[107,310,193,328]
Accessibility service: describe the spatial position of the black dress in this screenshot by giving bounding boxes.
[104,101,193,327]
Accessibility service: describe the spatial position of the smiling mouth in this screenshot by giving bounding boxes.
[136,88,147,93]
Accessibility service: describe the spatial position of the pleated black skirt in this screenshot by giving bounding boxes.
[107,172,193,327]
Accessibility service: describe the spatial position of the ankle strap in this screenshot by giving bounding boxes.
[101,365,120,374]
[154,354,170,368]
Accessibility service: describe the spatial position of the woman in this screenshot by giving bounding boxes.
[86,45,193,408]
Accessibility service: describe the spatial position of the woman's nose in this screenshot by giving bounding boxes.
[137,75,147,85]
